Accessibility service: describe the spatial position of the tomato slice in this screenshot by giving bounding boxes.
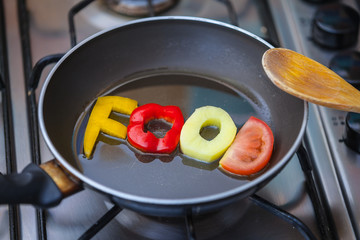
[219,116,274,176]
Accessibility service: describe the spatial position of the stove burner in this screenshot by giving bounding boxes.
[103,0,179,17]
[106,199,250,239]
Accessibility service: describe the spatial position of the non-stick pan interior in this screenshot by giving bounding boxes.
[39,17,306,204]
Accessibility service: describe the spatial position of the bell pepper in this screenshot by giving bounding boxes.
[179,106,237,162]
[83,96,138,158]
[127,103,184,154]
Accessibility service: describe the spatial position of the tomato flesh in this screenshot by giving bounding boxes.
[219,116,274,176]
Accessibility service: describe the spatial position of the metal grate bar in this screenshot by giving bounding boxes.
[17,0,53,239]
[254,0,280,47]
[216,0,238,26]
[297,144,337,240]
[0,0,20,239]
[147,0,155,16]
[68,0,96,47]
[78,205,122,240]
[28,54,64,91]
[250,194,317,240]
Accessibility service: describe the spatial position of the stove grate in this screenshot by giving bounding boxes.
[0,0,20,238]
[15,0,334,239]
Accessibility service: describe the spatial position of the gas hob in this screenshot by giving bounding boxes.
[0,0,359,239]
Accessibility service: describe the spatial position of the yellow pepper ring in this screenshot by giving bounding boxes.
[180,106,237,163]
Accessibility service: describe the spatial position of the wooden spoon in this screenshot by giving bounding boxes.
[262,48,360,113]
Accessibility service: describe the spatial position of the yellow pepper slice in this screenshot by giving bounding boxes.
[83,96,138,158]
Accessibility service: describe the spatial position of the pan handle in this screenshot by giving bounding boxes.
[0,160,82,208]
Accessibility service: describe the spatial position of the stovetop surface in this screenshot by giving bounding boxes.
[1,0,359,239]
[270,1,360,239]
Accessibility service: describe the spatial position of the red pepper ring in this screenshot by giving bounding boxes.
[127,103,184,154]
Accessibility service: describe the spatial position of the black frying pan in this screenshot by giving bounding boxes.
[0,17,307,217]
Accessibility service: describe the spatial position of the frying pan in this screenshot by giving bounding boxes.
[0,17,307,217]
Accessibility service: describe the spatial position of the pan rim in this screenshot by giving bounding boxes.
[38,16,308,207]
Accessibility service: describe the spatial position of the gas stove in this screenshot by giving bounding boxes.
[0,0,359,239]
